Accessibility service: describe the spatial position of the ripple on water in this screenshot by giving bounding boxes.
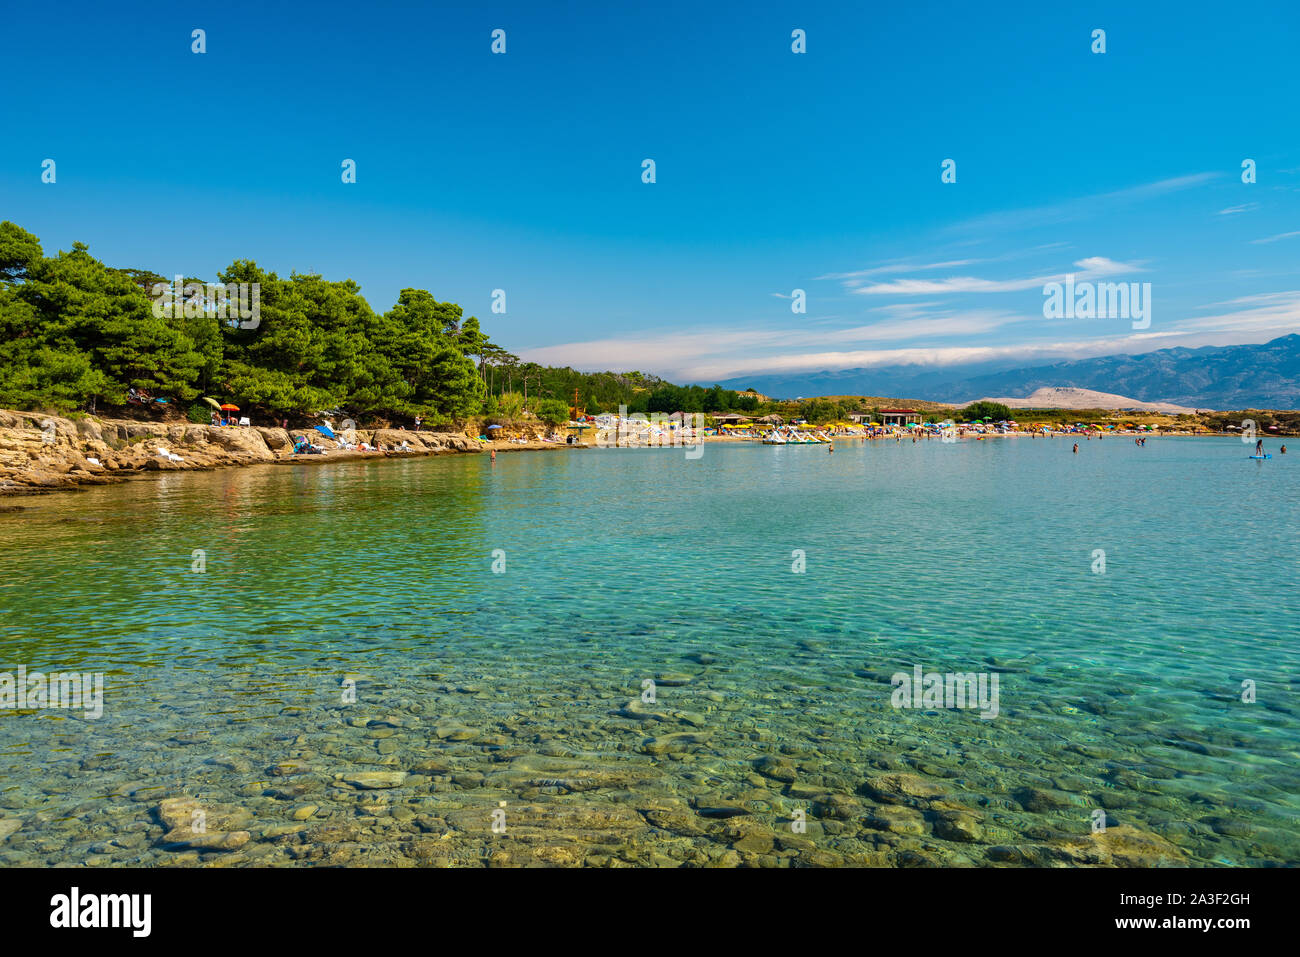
[0,439,1297,866]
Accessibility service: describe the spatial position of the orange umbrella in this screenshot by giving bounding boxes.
[220,404,239,411]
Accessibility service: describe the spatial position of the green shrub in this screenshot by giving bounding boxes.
[534,398,570,426]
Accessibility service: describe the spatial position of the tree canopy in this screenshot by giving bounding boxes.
[0,222,489,424]
[958,401,1014,422]
[0,220,782,425]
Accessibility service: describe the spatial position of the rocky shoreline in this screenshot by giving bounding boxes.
[0,410,485,497]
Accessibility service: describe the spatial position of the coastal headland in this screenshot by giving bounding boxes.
[0,409,487,497]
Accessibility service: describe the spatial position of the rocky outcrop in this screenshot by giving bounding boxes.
[0,410,483,496]
[366,429,479,453]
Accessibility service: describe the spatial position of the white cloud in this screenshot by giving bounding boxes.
[519,309,1030,372]
[1250,230,1300,245]
[851,257,1144,295]
[818,259,982,281]
[520,288,1299,382]
[1176,290,1300,333]
[944,173,1217,235]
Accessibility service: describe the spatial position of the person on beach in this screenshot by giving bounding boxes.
[490,449,496,462]
[414,415,422,431]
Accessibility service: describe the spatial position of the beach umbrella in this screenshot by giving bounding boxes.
[201,397,221,410]
[315,423,336,439]
[487,424,503,430]
[220,403,239,411]
[1267,424,1279,431]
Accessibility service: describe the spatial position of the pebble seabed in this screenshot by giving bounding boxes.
[1,628,1296,868]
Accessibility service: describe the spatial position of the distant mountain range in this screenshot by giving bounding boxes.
[715,335,1300,410]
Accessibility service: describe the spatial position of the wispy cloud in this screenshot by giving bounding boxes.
[1250,230,1300,244]
[818,259,983,281]
[521,289,1299,382]
[849,256,1144,296]
[1177,290,1300,334]
[677,337,1178,381]
[521,308,1032,371]
[819,243,1074,287]
[523,170,1285,384]
[943,173,1218,235]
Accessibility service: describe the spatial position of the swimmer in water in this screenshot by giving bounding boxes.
[1072,443,1078,454]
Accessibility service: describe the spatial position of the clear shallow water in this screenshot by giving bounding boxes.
[0,436,1296,867]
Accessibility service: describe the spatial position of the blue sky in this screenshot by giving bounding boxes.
[3,0,1298,385]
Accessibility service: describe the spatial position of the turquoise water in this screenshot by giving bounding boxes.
[0,436,1297,866]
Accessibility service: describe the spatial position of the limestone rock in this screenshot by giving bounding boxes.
[338,771,408,789]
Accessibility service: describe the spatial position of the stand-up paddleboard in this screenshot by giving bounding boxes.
[1249,454,1271,459]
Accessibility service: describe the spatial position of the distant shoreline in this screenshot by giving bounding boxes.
[0,407,1285,502]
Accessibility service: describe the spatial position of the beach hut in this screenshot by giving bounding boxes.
[712,413,753,426]
[880,409,922,427]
